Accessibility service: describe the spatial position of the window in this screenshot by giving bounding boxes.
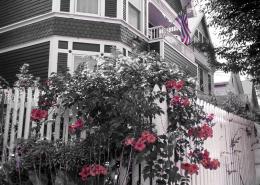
[208,74,212,95]
[76,0,99,14]
[128,3,140,30]
[199,32,203,42]
[199,68,204,92]
[74,55,97,71]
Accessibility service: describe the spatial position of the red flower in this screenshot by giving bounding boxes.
[133,138,146,152]
[187,128,195,137]
[209,159,220,170]
[165,80,176,89]
[79,164,108,181]
[171,95,181,105]
[175,80,184,91]
[75,119,84,129]
[181,163,199,175]
[124,137,136,146]
[141,131,157,144]
[198,124,213,140]
[68,125,77,134]
[79,165,91,181]
[31,109,48,122]
[181,97,190,107]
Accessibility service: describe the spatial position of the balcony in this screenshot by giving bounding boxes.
[148,26,195,63]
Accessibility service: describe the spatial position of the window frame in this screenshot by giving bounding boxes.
[75,0,101,16]
[128,2,141,31]
[199,68,204,92]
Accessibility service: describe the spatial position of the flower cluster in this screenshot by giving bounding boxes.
[166,80,184,91]
[181,163,199,175]
[68,119,84,134]
[171,95,190,107]
[79,164,108,181]
[123,131,157,152]
[188,124,213,140]
[189,150,220,170]
[31,109,48,122]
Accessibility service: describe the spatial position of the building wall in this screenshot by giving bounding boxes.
[164,43,197,77]
[0,42,50,85]
[0,0,52,27]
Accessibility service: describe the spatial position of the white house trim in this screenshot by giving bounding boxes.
[52,0,61,12]
[48,37,59,76]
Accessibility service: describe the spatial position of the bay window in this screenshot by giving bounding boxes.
[73,55,97,71]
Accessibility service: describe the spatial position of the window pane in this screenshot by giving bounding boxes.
[199,68,204,92]
[77,0,98,14]
[128,3,140,30]
[74,55,97,71]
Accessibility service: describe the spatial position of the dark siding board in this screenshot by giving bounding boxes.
[164,43,197,77]
[165,0,182,13]
[105,0,117,17]
[57,53,68,73]
[60,0,70,12]
[0,0,52,27]
[0,42,50,85]
[0,17,148,51]
[58,41,68,49]
[73,42,100,52]
[123,0,126,20]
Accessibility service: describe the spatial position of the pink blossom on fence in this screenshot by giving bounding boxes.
[181,163,199,175]
[79,164,108,181]
[31,109,48,122]
[68,119,84,135]
[165,80,184,91]
[133,138,146,152]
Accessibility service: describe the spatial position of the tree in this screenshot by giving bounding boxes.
[200,0,260,83]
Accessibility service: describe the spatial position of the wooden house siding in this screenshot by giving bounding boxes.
[0,0,52,28]
[164,43,197,77]
[0,42,50,85]
[105,0,117,18]
[0,17,148,51]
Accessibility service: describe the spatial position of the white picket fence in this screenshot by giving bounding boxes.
[0,86,257,185]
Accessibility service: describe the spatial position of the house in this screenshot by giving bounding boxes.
[0,0,214,96]
[214,72,260,119]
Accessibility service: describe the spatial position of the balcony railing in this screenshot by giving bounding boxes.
[148,26,195,63]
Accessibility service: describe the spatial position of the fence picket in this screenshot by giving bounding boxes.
[9,88,19,154]
[17,88,26,138]
[2,89,12,161]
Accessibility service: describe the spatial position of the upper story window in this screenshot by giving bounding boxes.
[76,0,99,14]
[128,2,141,30]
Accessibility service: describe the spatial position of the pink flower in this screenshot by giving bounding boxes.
[209,159,220,170]
[171,95,181,105]
[124,137,136,146]
[165,80,176,89]
[31,109,48,122]
[198,124,213,140]
[175,80,184,91]
[181,97,190,107]
[133,138,146,152]
[79,165,91,181]
[181,163,199,175]
[141,131,157,144]
[75,119,84,129]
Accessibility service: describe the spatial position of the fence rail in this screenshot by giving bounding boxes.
[0,87,256,185]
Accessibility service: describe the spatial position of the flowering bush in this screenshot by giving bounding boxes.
[5,51,220,185]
